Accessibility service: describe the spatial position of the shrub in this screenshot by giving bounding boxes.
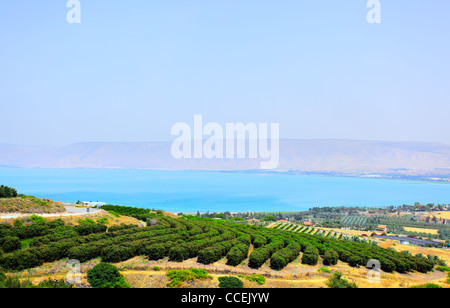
[101,245,132,263]
[410,283,442,289]
[348,256,361,268]
[323,250,339,266]
[252,236,267,249]
[168,246,190,262]
[146,243,169,261]
[301,246,319,266]
[218,276,243,289]
[34,279,73,288]
[226,244,249,266]
[436,266,450,272]
[248,239,284,269]
[13,219,24,228]
[78,218,96,226]
[73,224,107,236]
[379,258,396,273]
[0,236,21,253]
[97,217,109,225]
[29,215,46,225]
[197,241,235,265]
[87,263,131,288]
[270,242,301,270]
[270,254,287,270]
[326,272,358,288]
[318,267,332,274]
[239,274,265,285]
[166,268,212,288]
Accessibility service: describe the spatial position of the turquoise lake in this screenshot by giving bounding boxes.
[0,168,449,213]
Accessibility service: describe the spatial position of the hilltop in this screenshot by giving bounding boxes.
[0,196,66,214]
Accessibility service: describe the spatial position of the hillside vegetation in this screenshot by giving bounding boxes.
[0,210,437,275]
[0,196,66,214]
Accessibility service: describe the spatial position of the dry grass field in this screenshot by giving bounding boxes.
[422,211,450,220]
[0,197,66,214]
[404,227,440,235]
[0,209,144,227]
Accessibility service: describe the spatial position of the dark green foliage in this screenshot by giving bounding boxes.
[301,246,319,266]
[379,258,396,273]
[218,276,244,289]
[101,205,152,221]
[146,243,171,260]
[13,219,24,228]
[73,224,107,236]
[0,185,18,199]
[168,232,235,262]
[270,253,287,270]
[0,236,21,253]
[198,240,236,265]
[323,250,339,266]
[270,242,301,270]
[252,236,267,249]
[248,238,285,269]
[348,255,362,267]
[87,263,131,288]
[226,244,249,266]
[0,205,438,276]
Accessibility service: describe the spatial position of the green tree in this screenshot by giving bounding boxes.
[0,237,21,253]
[87,263,131,288]
[218,276,243,289]
[263,215,276,222]
[29,215,46,225]
[323,250,339,266]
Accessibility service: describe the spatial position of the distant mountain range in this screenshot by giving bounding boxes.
[1,140,450,180]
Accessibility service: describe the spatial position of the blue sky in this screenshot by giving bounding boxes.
[0,1,449,145]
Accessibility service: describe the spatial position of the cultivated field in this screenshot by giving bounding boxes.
[1,206,449,289]
[404,227,440,235]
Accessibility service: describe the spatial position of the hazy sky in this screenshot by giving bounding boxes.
[0,1,449,145]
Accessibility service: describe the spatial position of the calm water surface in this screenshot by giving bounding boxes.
[0,168,449,213]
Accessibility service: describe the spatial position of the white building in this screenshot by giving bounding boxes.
[81,201,106,207]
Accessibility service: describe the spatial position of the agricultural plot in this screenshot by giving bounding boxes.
[0,212,436,275]
[404,227,439,235]
[341,216,369,228]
